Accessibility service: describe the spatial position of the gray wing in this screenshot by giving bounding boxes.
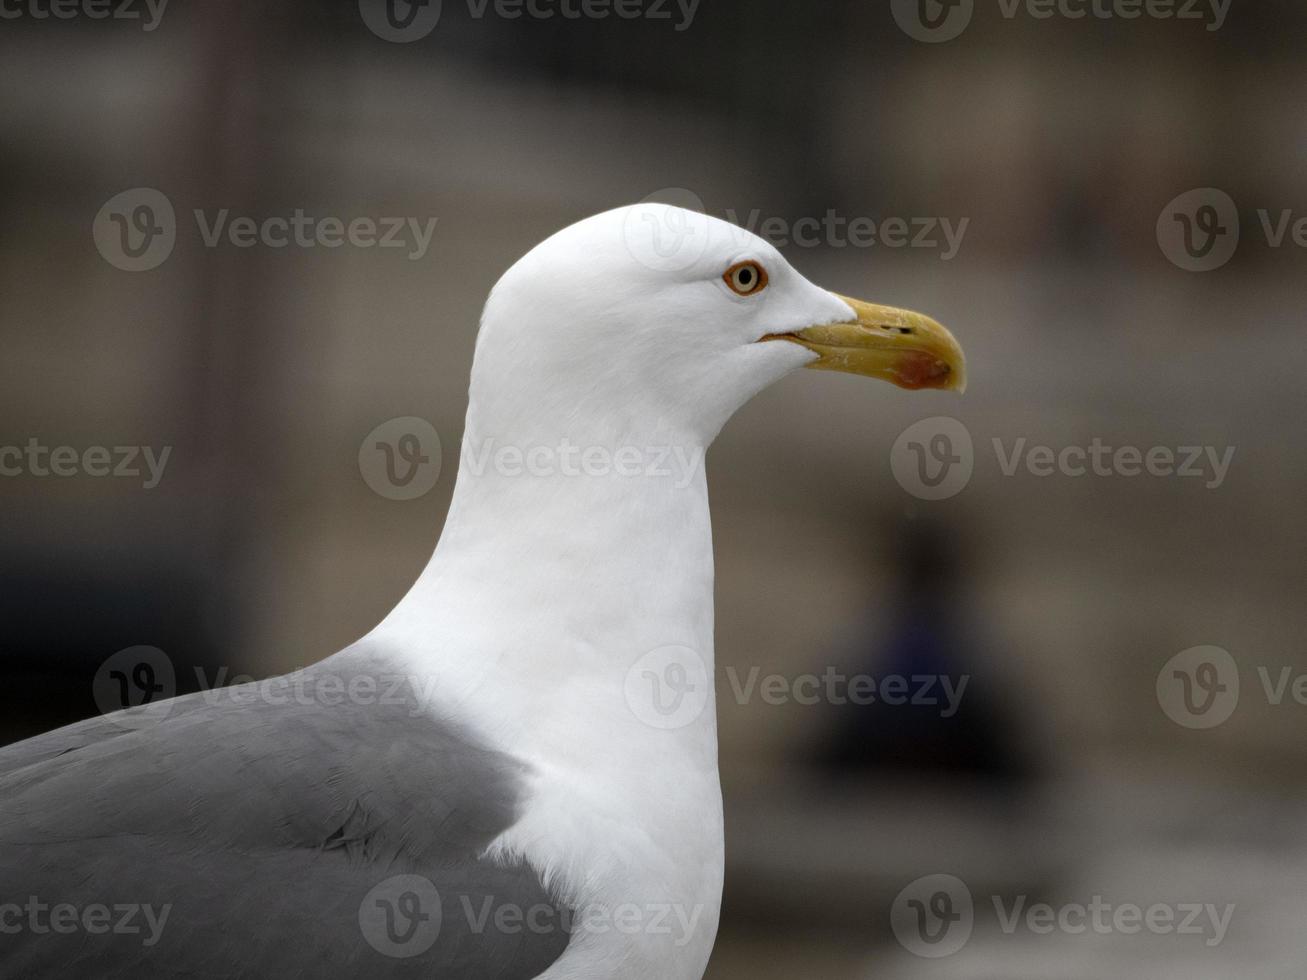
[0,645,571,979]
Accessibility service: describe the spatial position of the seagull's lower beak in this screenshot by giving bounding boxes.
[763,295,967,393]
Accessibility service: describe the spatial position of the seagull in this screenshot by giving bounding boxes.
[0,203,965,979]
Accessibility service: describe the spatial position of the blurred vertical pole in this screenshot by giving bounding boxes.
[180,1,295,661]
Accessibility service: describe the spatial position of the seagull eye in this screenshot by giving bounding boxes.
[724,260,768,297]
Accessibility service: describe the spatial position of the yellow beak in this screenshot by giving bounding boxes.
[764,294,966,392]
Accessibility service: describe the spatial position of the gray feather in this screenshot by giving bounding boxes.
[0,645,571,978]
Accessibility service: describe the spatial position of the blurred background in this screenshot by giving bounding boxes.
[3,1,1306,976]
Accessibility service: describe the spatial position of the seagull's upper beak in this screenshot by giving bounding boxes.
[763,294,967,393]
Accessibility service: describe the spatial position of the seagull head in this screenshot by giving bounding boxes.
[467,203,966,447]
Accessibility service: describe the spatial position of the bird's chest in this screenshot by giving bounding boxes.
[491,732,725,980]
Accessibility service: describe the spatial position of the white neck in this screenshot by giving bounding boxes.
[379,421,716,722]
[367,427,725,979]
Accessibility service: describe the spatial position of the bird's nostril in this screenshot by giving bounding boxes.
[897,327,914,335]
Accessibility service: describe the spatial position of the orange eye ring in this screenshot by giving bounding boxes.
[723,260,768,297]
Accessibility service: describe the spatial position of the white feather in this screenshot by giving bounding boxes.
[368,204,854,979]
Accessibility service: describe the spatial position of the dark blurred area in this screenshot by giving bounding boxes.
[3,1,1306,975]
[817,519,1038,784]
